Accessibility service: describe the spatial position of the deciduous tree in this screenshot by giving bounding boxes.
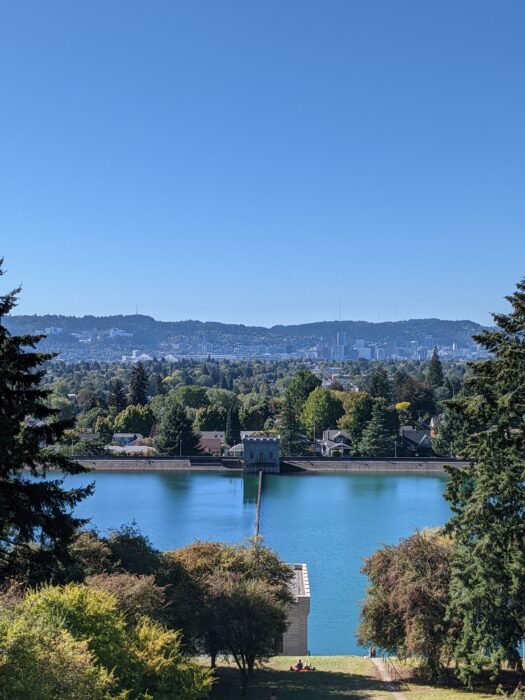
[359,530,451,681]
[301,387,344,438]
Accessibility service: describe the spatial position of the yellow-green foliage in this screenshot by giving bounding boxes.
[0,608,113,700]
[130,618,214,699]
[22,583,129,674]
[12,583,213,700]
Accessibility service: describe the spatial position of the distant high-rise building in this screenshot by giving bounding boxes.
[356,347,372,360]
[336,331,348,347]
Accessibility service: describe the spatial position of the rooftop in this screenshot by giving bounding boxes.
[289,563,310,601]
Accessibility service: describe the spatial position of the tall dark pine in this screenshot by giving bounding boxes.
[0,261,93,578]
[367,366,392,400]
[358,402,397,457]
[280,394,304,456]
[427,347,444,388]
[444,278,525,684]
[129,361,149,405]
[108,377,127,412]
[225,407,241,447]
[155,401,201,455]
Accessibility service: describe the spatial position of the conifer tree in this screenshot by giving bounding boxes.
[0,260,93,578]
[280,393,304,456]
[358,401,398,457]
[225,407,241,447]
[129,362,149,406]
[427,347,445,388]
[432,402,471,457]
[444,277,525,684]
[108,378,127,413]
[155,400,200,455]
[367,366,392,401]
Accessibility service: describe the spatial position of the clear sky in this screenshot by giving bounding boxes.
[1,1,524,326]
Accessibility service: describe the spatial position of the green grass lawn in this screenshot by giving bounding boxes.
[209,656,390,699]
[207,656,503,700]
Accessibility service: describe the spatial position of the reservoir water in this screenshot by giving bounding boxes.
[62,470,450,654]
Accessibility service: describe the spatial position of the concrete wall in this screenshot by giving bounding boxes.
[281,459,467,472]
[282,597,310,656]
[282,564,310,656]
[76,457,236,471]
[73,456,466,472]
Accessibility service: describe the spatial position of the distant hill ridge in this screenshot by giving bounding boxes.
[5,314,484,346]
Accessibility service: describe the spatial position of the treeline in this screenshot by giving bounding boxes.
[45,351,469,457]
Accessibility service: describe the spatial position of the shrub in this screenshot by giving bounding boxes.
[0,608,113,700]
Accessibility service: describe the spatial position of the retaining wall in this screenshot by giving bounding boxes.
[281,459,467,472]
[75,455,467,473]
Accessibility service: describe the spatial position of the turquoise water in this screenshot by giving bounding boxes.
[61,470,450,654]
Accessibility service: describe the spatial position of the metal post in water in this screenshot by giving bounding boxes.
[254,470,263,537]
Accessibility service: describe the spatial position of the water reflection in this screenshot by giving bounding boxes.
[242,474,260,504]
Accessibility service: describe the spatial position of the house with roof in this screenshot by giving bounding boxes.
[399,426,432,455]
[319,429,352,456]
[198,431,224,456]
[113,433,144,445]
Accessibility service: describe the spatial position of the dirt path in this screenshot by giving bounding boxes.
[371,658,408,700]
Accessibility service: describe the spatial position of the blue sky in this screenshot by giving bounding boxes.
[1,1,524,326]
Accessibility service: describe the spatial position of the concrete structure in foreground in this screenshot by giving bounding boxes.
[242,436,280,473]
[281,563,310,656]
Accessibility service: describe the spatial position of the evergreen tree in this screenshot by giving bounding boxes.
[108,378,127,413]
[155,400,200,455]
[428,347,445,388]
[280,393,304,456]
[367,366,391,401]
[0,260,93,578]
[129,362,149,406]
[444,278,525,684]
[225,407,241,447]
[337,392,375,447]
[149,373,165,397]
[358,402,398,457]
[432,402,471,457]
